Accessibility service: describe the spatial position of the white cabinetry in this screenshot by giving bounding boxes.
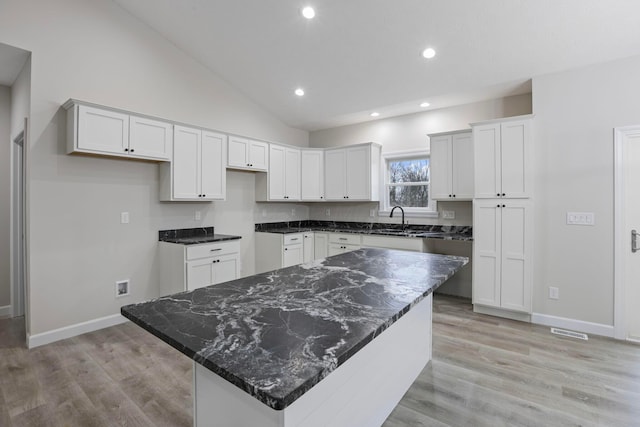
[256,144,301,201]
[327,233,361,256]
[227,136,268,171]
[430,130,474,200]
[324,143,381,201]
[472,199,532,313]
[301,150,325,201]
[472,116,532,199]
[314,233,328,259]
[361,235,424,252]
[255,232,308,273]
[159,126,226,201]
[303,233,315,263]
[65,100,172,161]
[159,240,241,295]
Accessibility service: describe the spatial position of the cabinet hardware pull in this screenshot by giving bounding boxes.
[290,238,299,241]
[210,248,222,252]
[284,248,288,251]
[633,230,639,253]
[339,238,347,241]
[497,204,500,208]
[502,204,506,208]
[502,193,506,196]
[130,149,134,152]
[497,193,500,197]
[453,194,456,197]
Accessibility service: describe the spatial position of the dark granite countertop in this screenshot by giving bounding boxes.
[158,227,241,245]
[121,248,468,410]
[255,220,472,241]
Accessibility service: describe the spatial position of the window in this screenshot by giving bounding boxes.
[381,150,437,216]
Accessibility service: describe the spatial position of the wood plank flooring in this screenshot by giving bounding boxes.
[1,295,639,426]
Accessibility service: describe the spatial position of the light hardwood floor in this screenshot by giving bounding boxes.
[1,295,639,426]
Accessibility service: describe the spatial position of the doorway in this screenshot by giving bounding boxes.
[11,128,25,319]
[614,125,640,342]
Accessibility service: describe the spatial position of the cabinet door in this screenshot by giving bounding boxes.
[173,126,201,199]
[451,132,474,199]
[283,244,304,267]
[328,243,346,257]
[303,233,315,263]
[324,149,346,200]
[301,150,324,200]
[77,105,129,155]
[500,201,532,312]
[314,233,328,259]
[500,120,531,198]
[228,136,248,168]
[345,145,370,200]
[473,123,501,198]
[285,148,301,200]
[201,131,226,200]
[268,145,286,200]
[214,254,240,285]
[429,135,452,200]
[472,200,502,308]
[129,115,172,160]
[248,141,269,171]
[187,258,215,291]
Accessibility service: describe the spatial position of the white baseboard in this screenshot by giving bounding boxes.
[28,314,129,348]
[531,313,614,338]
[0,305,12,317]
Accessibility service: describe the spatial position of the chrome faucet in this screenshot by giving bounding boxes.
[389,206,405,229]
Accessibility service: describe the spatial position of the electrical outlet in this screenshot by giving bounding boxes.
[325,208,331,217]
[120,212,129,224]
[549,286,559,300]
[195,211,201,221]
[442,210,456,219]
[370,209,376,218]
[116,279,130,298]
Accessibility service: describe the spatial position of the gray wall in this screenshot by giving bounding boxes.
[531,54,640,326]
[0,0,309,337]
[0,85,10,309]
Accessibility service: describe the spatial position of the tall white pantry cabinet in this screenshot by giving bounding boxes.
[471,115,533,319]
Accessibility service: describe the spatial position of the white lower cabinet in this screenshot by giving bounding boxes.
[314,233,328,259]
[303,233,315,263]
[159,240,241,295]
[255,232,307,273]
[327,233,361,256]
[472,199,532,313]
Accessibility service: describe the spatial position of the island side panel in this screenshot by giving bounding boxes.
[193,294,433,427]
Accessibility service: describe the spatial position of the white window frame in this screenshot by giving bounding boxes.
[379,150,438,218]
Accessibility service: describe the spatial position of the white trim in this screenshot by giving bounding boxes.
[532,313,614,338]
[0,305,12,317]
[613,125,640,340]
[380,150,437,215]
[28,314,128,348]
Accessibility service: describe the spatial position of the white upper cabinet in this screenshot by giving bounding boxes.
[159,125,226,201]
[256,144,301,201]
[324,143,381,201]
[301,150,324,201]
[473,116,532,199]
[65,101,172,161]
[430,130,474,200]
[227,136,268,171]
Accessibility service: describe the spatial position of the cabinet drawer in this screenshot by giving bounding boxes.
[329,233,361,245]
[186,241,240,260]
[283,233,304,245]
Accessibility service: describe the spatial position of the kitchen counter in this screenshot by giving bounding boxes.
[254,220,472,241]
[121,248,467,423]
[159,226,241,245]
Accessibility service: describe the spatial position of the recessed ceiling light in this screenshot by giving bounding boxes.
[295,88,305,97]
[422,47,436,59]
[370,112,380,117]
[302,6,315,19]
[420,102,430,108]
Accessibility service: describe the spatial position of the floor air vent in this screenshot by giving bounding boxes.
[551,328,589,341]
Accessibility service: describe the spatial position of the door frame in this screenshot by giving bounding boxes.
[10,127,26,318]
[613,125,640,341]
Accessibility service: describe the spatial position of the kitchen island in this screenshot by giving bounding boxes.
[121,248,468,427]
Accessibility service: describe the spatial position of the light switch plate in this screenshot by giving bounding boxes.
[567,212,595,225]
[120,212,129,224]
